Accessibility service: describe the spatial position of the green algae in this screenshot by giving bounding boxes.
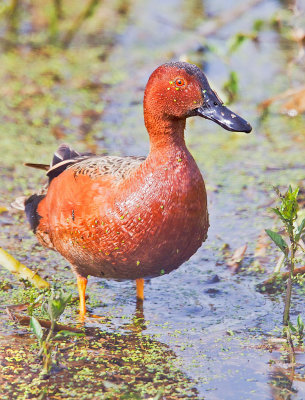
[0,331,198,400]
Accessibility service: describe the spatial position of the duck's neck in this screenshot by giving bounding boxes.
[145,115,187,155]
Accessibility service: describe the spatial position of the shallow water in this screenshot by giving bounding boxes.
[1,0,305,399]
[99,1,305,396]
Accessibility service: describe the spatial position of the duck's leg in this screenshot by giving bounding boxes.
[77,275,87,319]
[136,278,144,301]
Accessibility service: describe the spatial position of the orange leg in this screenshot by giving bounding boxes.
[77,275,87,319]
[136,278,144,301]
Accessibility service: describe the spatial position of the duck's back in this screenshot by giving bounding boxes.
[67,155,146,180]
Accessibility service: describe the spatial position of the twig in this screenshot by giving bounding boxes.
[0,247,50,289]
[6,309,83,333]
[258,86,305,111]
[261,265,305,287]
[62,0,101,48]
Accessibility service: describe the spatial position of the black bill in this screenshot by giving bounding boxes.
[195,89,252,133]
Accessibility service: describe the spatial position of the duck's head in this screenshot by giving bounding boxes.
[144,61,252,133]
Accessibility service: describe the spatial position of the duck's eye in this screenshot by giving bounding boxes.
[175,78,186,87]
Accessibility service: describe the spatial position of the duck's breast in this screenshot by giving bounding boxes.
[40,151,208,279]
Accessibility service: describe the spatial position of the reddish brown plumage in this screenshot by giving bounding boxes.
[32,62,211,281]
[37,143,208,280]
[20,61,251,313]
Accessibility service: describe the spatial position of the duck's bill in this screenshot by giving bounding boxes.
[195,91,252,133]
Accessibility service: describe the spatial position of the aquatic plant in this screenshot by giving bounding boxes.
[30,289,82,376]
[266,186,305,327]
[288,314,305,344]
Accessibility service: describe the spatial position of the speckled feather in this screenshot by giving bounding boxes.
[21,62,215,281]
[37,147,208,280]
[70,155,146,180]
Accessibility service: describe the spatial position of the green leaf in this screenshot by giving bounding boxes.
[229,33,248,53]
[297,315,304,331]
[53,330,84,339]
[223,71,239,103]
[288,321,296,333]
[252,19,264,33]
[271,207,288,223]
[43,291,72,322]
[30,316,43,342]
[296,218,305,242]
[280,186,299,220]
[265,229,289,254]
[43,291,71,322]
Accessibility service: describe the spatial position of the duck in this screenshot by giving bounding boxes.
[19,62,251,318]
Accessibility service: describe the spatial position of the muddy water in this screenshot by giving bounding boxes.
[1,0,305,398]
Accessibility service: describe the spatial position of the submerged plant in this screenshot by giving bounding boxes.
[266,186,305,328]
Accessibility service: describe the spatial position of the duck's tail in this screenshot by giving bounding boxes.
[43,143,92,182]
[11,143,91,213]
[11,196,27,211]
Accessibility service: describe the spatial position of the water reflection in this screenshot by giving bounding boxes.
[266,339,305,400]
[269,367,297,400]
[125,299,146,333]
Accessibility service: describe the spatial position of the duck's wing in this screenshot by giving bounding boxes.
[46,144,145,181]
[68,155,146,180]
[12,144,146,211]
[24,143,143,181]
[26,143,146,181]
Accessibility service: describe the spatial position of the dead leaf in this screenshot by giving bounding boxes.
[227,243,247,273]
[281,89,305,115]
[52,125,66,139]
[259,265,305,292]
[258,86,305,115]
[5,303,29,312]
[254,230,270,259]
[290,28,305,43]
[251,231,270,273]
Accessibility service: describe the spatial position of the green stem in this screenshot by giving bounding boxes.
[38,320,55,357]
[45,320,55,344]
[286,326,296,364]
[283,236,296,326]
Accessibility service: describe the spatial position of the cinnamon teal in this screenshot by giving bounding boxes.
[19,62,252,318]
